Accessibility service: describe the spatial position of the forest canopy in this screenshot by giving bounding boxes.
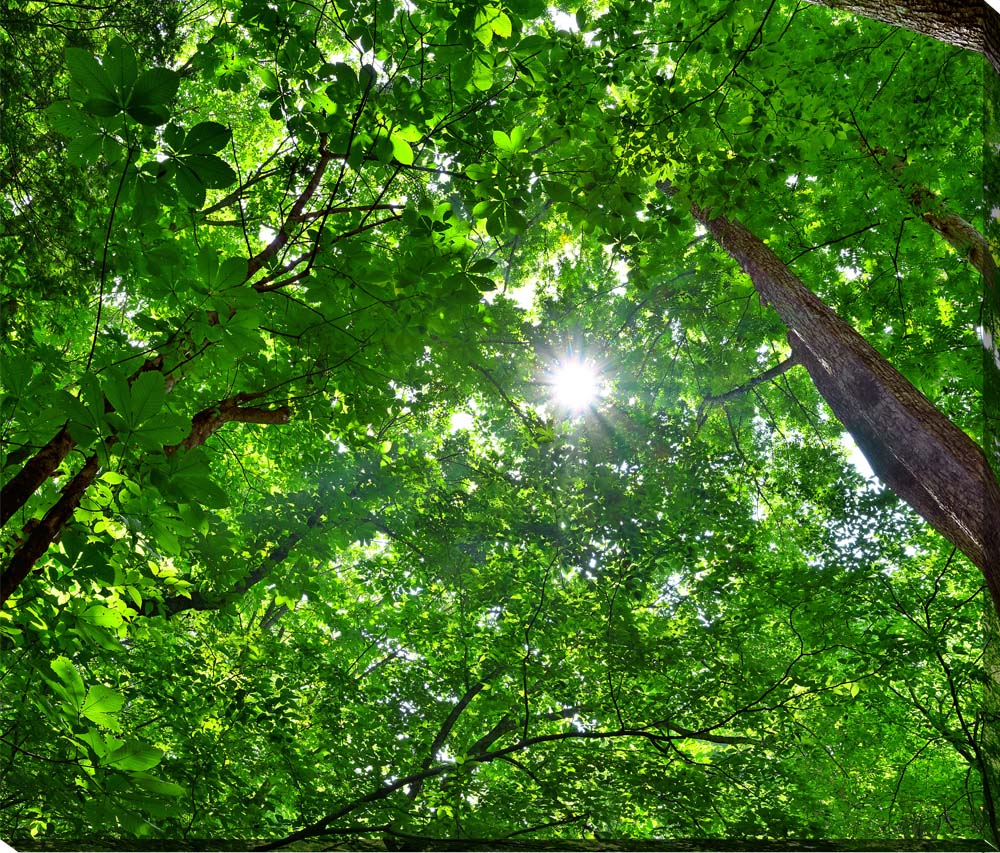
[1,0,999,848]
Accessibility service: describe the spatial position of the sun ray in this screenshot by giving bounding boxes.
[550,358,603,412]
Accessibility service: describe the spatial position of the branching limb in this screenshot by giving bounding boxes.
[166,394,292,456]
[1,354,164,529]
[407,662,505,800]
[696,355,799,426]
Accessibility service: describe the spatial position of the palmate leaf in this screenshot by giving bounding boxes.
[128,372,166,427]
[175,163,207,208]
[50,656,86,711]
[103,371,133,426]
[127,103,171,127]
[186,154,238,188]
[103,741,163,772]
[128,67,179,109]
[45,102,91,138]
[81,685,125,730]
[102,37,138,95]
[64,48,117,104]
[184,121,231,155]
[82,97,122,117]
[131,412,191,451]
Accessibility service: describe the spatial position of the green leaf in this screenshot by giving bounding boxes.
[77,728,113,758]
[469,258,498,274]
[390,133,414,165]
[471,58,493,91]
[65,48,118,104]
[83,97,122,118]
[83,604,125,628]
[474,10,495,47]
[217,257,248,289]
[50,656,86,711]
[129,67,180,108]
[67,129,105,165]
[185,154,237,189]
[132,412,192,450]
[129,372,166,426]
[104,741,163,772]
[127,102,171,127]
[130,772,186,797]
[258,66,280,90]
[185,121,232,155]
[103,372,133,424]
[175,163,207,208]
[45,101,89,137]
[103,37,138,95]
[81,685,125,729]
[491,11,513,38]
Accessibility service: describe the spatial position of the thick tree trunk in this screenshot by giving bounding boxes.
[804,0,1000,74]
[0,427,75,528]
[663,186,1000,609]
[802,0,983,51]
[0,396,291,605]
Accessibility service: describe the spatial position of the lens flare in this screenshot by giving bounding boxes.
[550,359,602,412]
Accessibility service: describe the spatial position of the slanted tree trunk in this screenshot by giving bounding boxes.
[0,396,291,605]
[802,0,983,51]
[803,0,1000,73]
[659,184,1000,611]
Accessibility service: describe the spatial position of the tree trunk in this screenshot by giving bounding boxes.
[0,427,75,529]
[1,396,291,605]
[663,186,1000,610]
[802,0,984,51]
[0,453,99,603]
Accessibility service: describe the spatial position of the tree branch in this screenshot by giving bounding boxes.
[166,395,293,456]
[0,355,164,529]
[696,355,799,424]
[256,719,756,851]
[1,453,99,604]
[657,180,1000,609]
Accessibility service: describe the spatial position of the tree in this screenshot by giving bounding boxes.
[1,0,996,847]
[802,0,990,57]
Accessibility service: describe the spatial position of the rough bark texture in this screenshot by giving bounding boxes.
[803,0,984,52]
[1,396,291,604]
[166,395,292,456]
[670,189,1000,610]
[0,426,75,528]
[0,453,99,604]
[989,1,1000,76]
[884,157,997,289]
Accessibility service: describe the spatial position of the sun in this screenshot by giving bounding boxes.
[549,358,603,413]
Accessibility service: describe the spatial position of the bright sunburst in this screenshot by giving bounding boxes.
[549,358,603,413]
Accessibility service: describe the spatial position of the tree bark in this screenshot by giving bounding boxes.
[0,453,99,603]
[661,185,1000,610]
[1,396,291,605]
[0,427,75,529]
[802,0,984,52]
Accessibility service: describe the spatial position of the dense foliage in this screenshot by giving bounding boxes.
[1,0,998,847]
